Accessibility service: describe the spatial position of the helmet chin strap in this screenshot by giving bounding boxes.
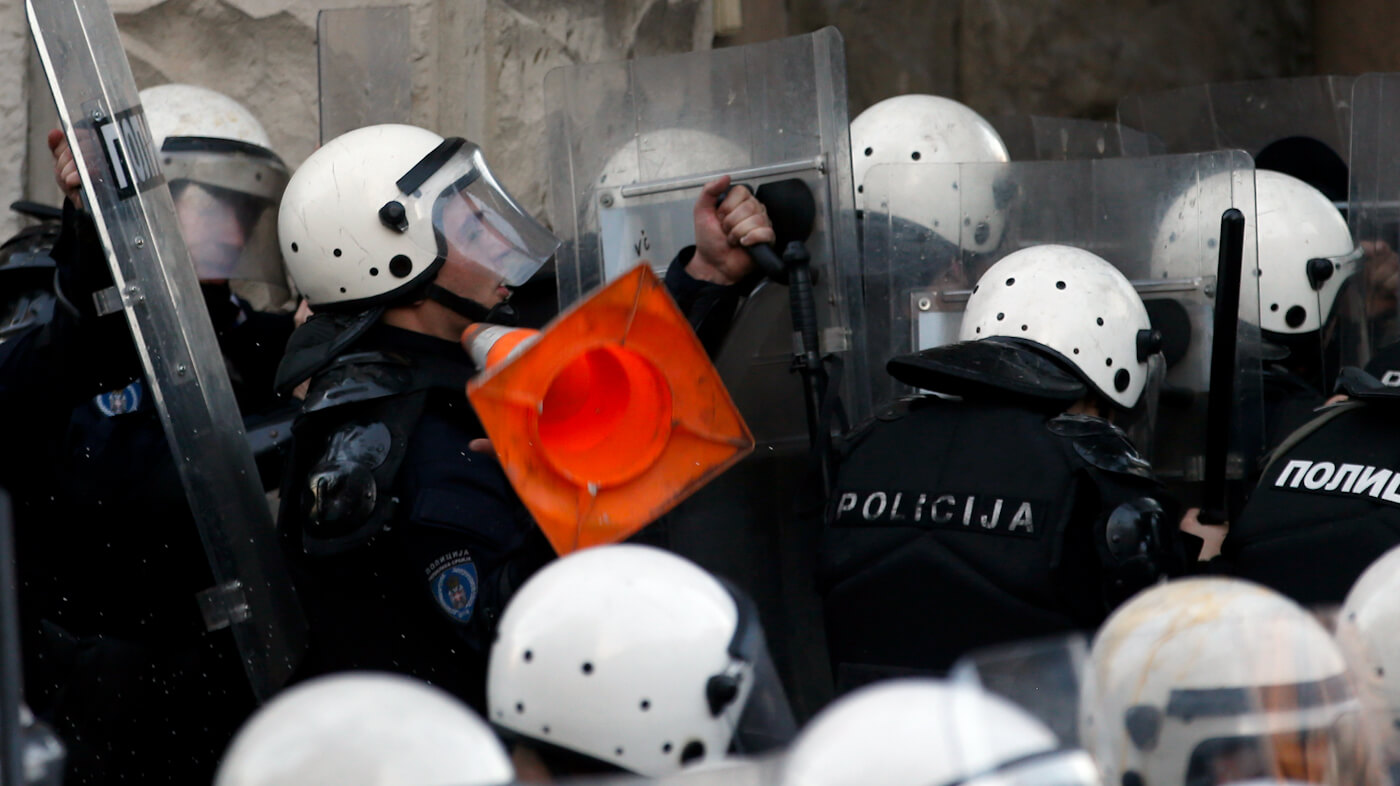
[425,283,518,326]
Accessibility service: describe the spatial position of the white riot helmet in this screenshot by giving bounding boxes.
[850,94,1011,254]
[958,244,1159,409]
[782,679,1100,786]
[1336,545,1400,775]
[487,544,795,777]
[1152,169,1358,336]
[279,124,560,316]
[1081,577,1369,786]
[213,672,514,786]
[139,84,289,301]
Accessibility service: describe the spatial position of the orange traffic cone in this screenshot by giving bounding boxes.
[463,265,755,555]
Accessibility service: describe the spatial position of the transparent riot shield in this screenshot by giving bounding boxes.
[316,6,413,145]
[991,114,1163,161]
[544,28,863,719]
[1118,76,1355,204]
[1345,73,1400,376]
[860,151,1265,503]
[949,636,1103,786]
[26,0,306,699]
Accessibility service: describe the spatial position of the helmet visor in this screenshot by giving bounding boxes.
[162,138,290,300]
[400,138,561,287]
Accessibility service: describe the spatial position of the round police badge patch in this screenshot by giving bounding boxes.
[94,379,143,417]
[427,550,479,624]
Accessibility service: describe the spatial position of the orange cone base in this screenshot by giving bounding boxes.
[467,265,755,555]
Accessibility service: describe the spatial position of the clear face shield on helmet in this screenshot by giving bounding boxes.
[1083,596,1384,786]
[715,578,799,758]
[394,138,561,294]
[160,138,290,299]
[950,635,1103,786]
[1306,244,1369,388]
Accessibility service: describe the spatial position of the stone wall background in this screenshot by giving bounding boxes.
[6,0,1400,242]
[2,0,713,241]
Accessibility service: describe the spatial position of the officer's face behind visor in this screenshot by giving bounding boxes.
[161,138,289,289]
[399,139,560,301]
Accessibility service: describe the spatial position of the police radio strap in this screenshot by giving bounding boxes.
[1199,208,1246,524]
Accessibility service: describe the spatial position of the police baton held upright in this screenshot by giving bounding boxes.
[1199,208,1246,525]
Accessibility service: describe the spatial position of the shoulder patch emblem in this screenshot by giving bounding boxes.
[427,549,479,624]
[93,379,143,417]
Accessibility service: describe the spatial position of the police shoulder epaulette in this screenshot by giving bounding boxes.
[302,350,416,414]
[1046,413,1154,480]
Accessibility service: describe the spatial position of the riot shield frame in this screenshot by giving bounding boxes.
[26,0,306,700]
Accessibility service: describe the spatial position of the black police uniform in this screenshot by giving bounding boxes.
[275,247,735,712]
[0,203,294,784]
[818,338,1186,692]
[1223,364,1400,606]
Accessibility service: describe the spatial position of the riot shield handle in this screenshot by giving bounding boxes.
[1199,208,1246,525]
[746,179,817,282]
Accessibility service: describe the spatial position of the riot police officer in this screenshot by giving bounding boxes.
[273,124,774,712]
[0,204,61,346]
[819,244,1191,691]
[1218,352,1400,606]
[0,84,294,784]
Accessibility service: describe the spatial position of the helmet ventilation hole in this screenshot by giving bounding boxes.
[339,287,347,294]
[1021,324,1028,331]
[389,255,413,278]
[615,747,625,756]
[640,699,651,711]
[515,702,525,714]
[680,741,706,765]
[369,267,379,277]
[1073,348,1080,354]
[975,327,981,334]
[1096,317,1104,326]
[1105,358,1113,367]
[663,742,673,754]
[911,151,921,161]
[333,248,342,257]
[973,284,979,293]
[523,650,533,663]
[1270,303,1279,312]
[1005,277,1015,286]
[542,725,550,735]
[581,662,594,675]
[1286,305,1307,329]
[1056,281,1066,290]
[1115,369,1130,392]
[857,185,864,194]
[864,147,874,157]
[290,242,298,253]
[996,312,1005,321]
